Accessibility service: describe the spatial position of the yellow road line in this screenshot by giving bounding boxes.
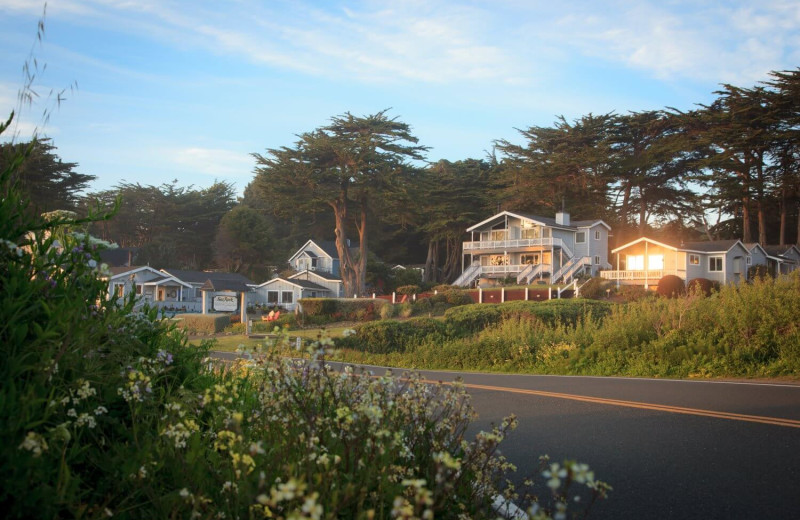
[421,379,800,429]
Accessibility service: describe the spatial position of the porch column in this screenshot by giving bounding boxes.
[202,291,208,315]
[616,253,620,288]
[644,241,649,290]
[240,291,247,324]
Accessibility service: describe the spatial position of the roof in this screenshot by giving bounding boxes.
[161,268,253,286]
[680,240,744,253]
[290,269,342,282]
[612,237,747,255]
[257,277,330,291]
[199,278,252,293]
[761,244,800,258]
[466,210,610,232]
[107,265,162,279]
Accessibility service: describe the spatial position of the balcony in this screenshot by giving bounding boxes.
[463,237,564,252]
[600,269,682,281]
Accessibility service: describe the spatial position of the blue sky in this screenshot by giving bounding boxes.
[1,0,799,195]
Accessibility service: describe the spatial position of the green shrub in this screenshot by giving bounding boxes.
[413,296,433,314]
[657,275,685,298]
[396,284,421,295]
[616,284,651,302]
[298,298,387,322]
[445,290,475,306]
[687,277,718,296]
[337,318,447,354]
[379,302,395,319]
[579,277,610,299]
[432,284,458,293]
[176,313,230,333]
[397,302,413,318]
[747,264,772,280]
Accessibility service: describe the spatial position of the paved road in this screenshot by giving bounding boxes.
[211,352,800,519]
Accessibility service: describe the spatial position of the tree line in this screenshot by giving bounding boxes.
[4,67,799,296]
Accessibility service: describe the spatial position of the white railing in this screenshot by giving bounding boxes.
[552,256,591,284]
[600,269,682,281]
[453,264,482,287]
[517,263,546,284]
[463,237,566,252]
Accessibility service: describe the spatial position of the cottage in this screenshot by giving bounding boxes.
[455,210,611,287]
[106,266,192,305]
[601,238,751,288]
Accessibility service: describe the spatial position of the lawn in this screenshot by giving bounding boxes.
[192,325,352,352]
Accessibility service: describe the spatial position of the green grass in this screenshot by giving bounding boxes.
[195,326,352,352]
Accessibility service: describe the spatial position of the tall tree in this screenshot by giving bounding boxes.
[607,110,700,241]
[494,114,615,220]
[213,204,274,279]
[0,139,95,216]
[251,111,427,297]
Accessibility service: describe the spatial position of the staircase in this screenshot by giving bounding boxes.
[517,263,545,284]
[551,256,591,284]
[454,264,481,287]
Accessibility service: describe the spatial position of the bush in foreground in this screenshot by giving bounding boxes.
[1,114,609,518]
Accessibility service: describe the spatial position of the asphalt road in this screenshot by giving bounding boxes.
[211,351,800,519]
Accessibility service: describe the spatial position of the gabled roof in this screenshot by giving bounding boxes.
[199,278,252,293]
[288,239,360,263]
[161,268,253,286]
[761,244,800,259]
[289,269,342,282]
[256,277,330,292]
[142,275,193,288]
[466,210,610,232]
[612,237,748,255]
[107,265,162,279]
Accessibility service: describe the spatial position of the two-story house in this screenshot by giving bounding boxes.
[252,239,351,310]
[455,210,611,287]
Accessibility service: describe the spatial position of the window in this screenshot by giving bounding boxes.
[746,256,752,265]
[689,254,700,265]
[709,256,723,272]
[594,230,601,240]
[311,258,318,269]
[626,255,644,270]
[594,255,600,265]
[115,284,124,297]
[490,230,507,241]
[267,291,279,303]
[281,291,293,304]
[135,284,143,295]
[575,232,586,244]
[521,254,540,265]
[648,255,664,270]
[521,227,540,239]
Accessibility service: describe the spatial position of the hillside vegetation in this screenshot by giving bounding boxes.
[335,279,800,379]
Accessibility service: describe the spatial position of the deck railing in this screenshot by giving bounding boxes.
[600,269,682,281]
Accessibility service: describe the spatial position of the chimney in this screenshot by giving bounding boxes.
[555,211,570,226]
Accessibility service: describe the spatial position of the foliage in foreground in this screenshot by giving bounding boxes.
[1,114,610,518]
[335,280,800,378]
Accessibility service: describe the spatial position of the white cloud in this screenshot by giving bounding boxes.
[169,147,253,179]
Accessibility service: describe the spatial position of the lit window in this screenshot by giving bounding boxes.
[689,254,700,265]
[648,255,664,270]
[709,257,723,272]
[627,255,644,270]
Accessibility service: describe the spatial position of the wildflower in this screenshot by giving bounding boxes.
[542,462,567,490]
[179,488,191,498]
[19,432,49,457]
[104,508,113,517]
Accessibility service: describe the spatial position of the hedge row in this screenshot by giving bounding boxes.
[299,298,389,322]
[339,299,615,354]
[174,313,230,333]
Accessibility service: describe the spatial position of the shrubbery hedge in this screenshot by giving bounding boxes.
[299,298,388,322]
[337,317,447,354]
[175,313,230,333]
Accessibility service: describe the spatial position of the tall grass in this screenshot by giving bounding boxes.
[335,276,800,378]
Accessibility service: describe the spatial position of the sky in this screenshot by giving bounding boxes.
[1,0,799,196]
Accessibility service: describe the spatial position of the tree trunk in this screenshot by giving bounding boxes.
[756,153,767,245]
[779,186,787,246]
[424,240,438,284]
[331,195,358,298]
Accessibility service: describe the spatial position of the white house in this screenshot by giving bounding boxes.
[106,266,193,306]
[455,210,611,287]
[601,238,752,288]
[251,277,332,312]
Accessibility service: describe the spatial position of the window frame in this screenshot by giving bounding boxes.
[575,231,586,244]
[594,229,601,240]
[281,291,293,304]
[267,290,279,304]
[689,254,700,265]
[709,256,723,272]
